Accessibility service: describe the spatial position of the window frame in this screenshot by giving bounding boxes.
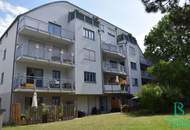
[83,28,95,40]
[131,62,137,70]
[132,78,138,87]
[48,22,62,36]
[83,48,96,62]
[84,71,96,83]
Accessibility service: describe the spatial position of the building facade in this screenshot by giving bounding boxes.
[0,1,153,123]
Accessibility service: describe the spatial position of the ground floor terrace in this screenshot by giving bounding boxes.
[10,92,131,125]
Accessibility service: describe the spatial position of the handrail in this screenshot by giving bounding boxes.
[16,43,74,65]
[19,15,75,41]
[103,61,126,73]
[101,41,125,56]
[13,75,75,90]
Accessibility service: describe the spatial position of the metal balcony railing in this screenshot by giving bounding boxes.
[103,62,126,74]
[101,42,125,57]
[104,84,129,93]
[141,71,154,79]
[140,56,151,66]
[19,16,75,41]
[16,43,74,65]
[13,75,75,91]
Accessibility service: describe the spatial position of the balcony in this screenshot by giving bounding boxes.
[101,42,125,58]
[18,16,75,44]
[104,84,129,93]
[103,62,127,75]
[141,71,154,80]
[16,43,74,67]
[13,75,75,93]
[140,56,151,66]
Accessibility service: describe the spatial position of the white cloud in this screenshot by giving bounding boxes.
[0,0,28,16]
[0,14,14,35]
[0,0,28,37]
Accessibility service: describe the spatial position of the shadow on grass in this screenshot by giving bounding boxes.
[122,109,169,117]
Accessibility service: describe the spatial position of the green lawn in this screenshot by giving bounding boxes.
[3,113,190,130]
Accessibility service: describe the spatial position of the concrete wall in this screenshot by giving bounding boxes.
[74,19,103,94]
[0,21,18,123]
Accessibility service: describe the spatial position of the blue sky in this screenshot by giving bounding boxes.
[0,0,163,51]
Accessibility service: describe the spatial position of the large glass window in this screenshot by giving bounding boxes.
[48,22,61,36]
[84,72,96,83]
[129,46,136,56]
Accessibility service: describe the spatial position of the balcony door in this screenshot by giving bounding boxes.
[26,67,43,87]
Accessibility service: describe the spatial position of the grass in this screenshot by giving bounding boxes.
[3,113,190,130]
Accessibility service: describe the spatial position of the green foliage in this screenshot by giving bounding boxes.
[147,60,190,96]
[138,84,183,113]
[141,0,189,13]
[138,84,163,113]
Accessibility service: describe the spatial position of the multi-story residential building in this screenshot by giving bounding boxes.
[0,1,153,123]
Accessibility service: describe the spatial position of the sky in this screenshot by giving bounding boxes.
[0,0,163,52]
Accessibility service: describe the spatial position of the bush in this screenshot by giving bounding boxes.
[138,84,182,114]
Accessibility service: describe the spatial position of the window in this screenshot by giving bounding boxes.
[76,11,85,21]
[52,70,61,80]
[132,78,138,87]
[48,22,61,36]
[0,72,4,85]
[83,28,95,40]
[52,96,60,105]
[110,60,117,68]
[85,16,93,24]
[84,72,96,83]
[3,49,6,60]
[129,46,136,56]
[84,48,96,61]
[131,62,137,70]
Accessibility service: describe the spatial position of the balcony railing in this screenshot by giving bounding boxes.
[19,16,75,41]
[13,75,75,92]
[104,84,129,93]
[101,42,125,57]
[140,56,151,66]
[16,43,74,66]
[141,71,154,79]
[103,62,126,74]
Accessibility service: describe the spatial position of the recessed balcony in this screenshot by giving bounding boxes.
[101,42,125,58]
[141,71,154,80]
[18,16,75,44]
[103,62,127,75]
[13,75,75,93]
[16,43,74,68]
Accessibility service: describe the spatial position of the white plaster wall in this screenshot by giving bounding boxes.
[0,22,18,123]
[74,19,103,95]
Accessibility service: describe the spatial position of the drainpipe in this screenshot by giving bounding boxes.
[98,29,104,95]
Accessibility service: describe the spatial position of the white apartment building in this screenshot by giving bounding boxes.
[0,1,153,123]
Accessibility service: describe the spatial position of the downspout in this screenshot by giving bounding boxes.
[98,28,104,95]
[9,17,20,123]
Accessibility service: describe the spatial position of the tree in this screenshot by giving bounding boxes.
[144,5,190,65]
[141,0,190,13]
